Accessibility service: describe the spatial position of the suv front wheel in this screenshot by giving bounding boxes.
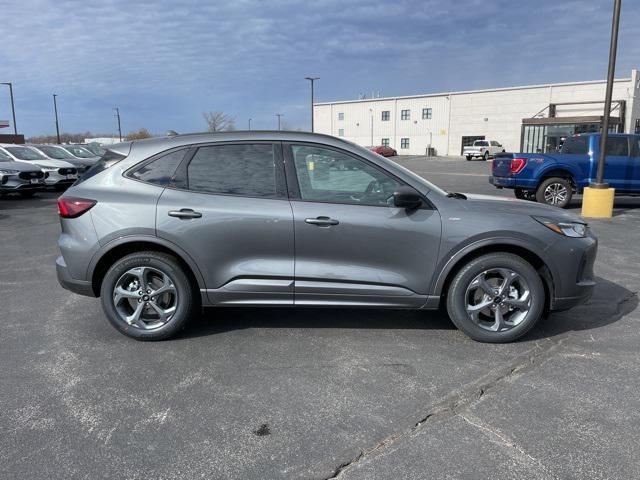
[446,253,545,343]
[100,251,196,340]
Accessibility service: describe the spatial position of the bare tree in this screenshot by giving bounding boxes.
[203,111,235,132]
[125,128,153,140]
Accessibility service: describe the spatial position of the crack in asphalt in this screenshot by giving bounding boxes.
[323,290,638,479]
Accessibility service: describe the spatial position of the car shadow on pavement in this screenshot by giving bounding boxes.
[181,276,636,342]
[529,275,637,340]
[180,306,455,339]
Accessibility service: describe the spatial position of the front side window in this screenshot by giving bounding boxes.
[381,111,390,121]
[490,141,500,147]
[35,145,75,159]
[605,137,629,156]
[422,108,432,120]
[62,146,95,158]
[338,112,344,121]
[291,145,400,206]
[401,138,409,149]
[381,138,389,147]
[130,149,188,186]
[561,137,588,155]
[401,110,410,120]
[187,143,276,197]
[0,149,12,161]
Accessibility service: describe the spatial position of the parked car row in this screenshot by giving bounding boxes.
[0,143,101,197]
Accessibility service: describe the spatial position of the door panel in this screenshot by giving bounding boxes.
[603,136,632,190]
[157,189,294,304]
[291,201,441,306]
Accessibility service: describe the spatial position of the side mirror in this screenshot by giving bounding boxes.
[393,186,422,209]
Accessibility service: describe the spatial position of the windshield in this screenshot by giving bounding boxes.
[83,144,107,156]
[62,145,95,158]
[36,145,76,159]
[0,149,13,161]
[474,141,489,147]
[5,146,47,161]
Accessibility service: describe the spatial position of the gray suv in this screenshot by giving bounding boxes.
[56,132,597,342]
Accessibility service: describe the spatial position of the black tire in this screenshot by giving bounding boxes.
[535,177,572,208]
[465,155,472,161]
[100,251,197,340]
[18,191,36,198]
[483,151,489,161]
[446,253,545,343]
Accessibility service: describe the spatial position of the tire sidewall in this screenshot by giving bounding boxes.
[446,253,545,343]
[536,177,572,208]
[100,252,194,340]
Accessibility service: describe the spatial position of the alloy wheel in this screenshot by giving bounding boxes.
[464,268,531,332]
[543,182,568,205]
[112,266,178,330]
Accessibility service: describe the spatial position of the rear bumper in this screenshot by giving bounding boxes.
[56,255,96,297]
[489,175,516,188]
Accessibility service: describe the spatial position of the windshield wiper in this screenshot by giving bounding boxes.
[446,192,467,200]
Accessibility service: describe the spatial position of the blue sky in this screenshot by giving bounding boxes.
[2,0,639,136]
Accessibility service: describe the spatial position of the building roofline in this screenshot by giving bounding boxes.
[313,75,634,107]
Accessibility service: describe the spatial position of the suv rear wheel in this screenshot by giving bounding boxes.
[446,253,545,343]
[536,177,572,208]
[100,251,196,340]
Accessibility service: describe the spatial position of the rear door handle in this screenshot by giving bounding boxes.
[305,216,339,226]
[168,208,202,219]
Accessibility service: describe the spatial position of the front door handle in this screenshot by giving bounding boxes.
[168,208,202,219]
[305,216,339,226]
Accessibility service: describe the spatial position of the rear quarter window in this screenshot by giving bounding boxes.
[128,148,188,187]
[74,150,126,184]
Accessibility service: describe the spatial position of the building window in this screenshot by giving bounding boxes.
[401,110,410,120]
[381,138,389,147]
[422,108,432,120]
[338,128,344,137]
[400,138,409,149]
[381,111,390,121]
[338,112,344,121]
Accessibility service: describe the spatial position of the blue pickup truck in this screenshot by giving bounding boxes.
[490,133,640,208]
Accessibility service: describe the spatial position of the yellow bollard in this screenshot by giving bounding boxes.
[581,186,615,218]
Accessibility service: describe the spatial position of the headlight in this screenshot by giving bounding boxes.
[0,169,19,175]
[533,216,588,238]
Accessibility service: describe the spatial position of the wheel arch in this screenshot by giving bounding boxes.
[88,236,206,297]
[433,240,555,312]
[537,167,578,190]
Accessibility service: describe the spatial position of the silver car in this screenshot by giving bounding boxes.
[0,148,46,197]
[56,132,597,342]
[29,144,97,175]
[0,144,78,190]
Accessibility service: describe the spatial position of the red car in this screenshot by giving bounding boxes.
[368,145,397,157]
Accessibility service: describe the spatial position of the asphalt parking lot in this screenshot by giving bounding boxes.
[1,156,639,479]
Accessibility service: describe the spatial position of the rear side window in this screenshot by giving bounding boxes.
[187,144,276,197]
[606,137,629,156]
[475,141,489,147]
[74,150,126,184]
[561,136,589,154]
[130,149,187,186]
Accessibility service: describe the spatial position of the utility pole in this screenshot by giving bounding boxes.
[581,0,621,218]
[369,108,374,146]
[305,76,319,132]
[276,113,283,131]
[114,107,122,142]
[248,118,252,130]
[1,82,17,134]
[53,94,61,144]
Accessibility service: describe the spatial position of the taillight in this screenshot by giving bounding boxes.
[57,197,97,218]
[510,158,527,174]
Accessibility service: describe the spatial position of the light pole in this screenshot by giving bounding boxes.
[248,118,252,130]
[369,108,374,146]
[114,107,122,142]
[581,0,621,218]
[305,76,319,132]
[53,94,61,144]
[1,82,17,134]
[276,113,283,131]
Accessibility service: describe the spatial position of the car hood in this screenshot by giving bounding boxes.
[15,159,75,169]
[458,193,584,223]
[0,161,43,172]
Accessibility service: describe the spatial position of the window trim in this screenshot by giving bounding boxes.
[128,141,288,199]
[422,108,432,120]
[282,141,431,209]
[400,138,410,149]
[400,109,410,121]
[381,111,390,121]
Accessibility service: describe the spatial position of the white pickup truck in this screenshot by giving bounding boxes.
[463,140,505,161]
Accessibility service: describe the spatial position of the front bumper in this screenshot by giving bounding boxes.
[56,255,95,297]
[44,170,78,186]
[0,174,46,192]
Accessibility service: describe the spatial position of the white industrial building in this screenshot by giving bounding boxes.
[313,69,640,156]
